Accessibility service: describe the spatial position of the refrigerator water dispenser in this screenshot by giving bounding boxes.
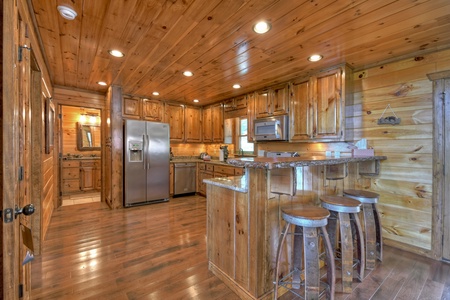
[128,141,143,162]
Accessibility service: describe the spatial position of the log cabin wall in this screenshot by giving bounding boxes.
[257,48,450,257]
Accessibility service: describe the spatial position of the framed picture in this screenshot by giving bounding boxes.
[45,97,55,154]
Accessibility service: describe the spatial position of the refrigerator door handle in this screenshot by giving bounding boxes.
[142,134,147,170]
[146,134,150,170]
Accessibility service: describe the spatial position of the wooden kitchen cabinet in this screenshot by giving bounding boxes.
[142,98,163,122]
[198,163,213,196]
[164,102,185,142]
[211,103,224,143]
[290,64,352,142]
[203,103,224,143]
[62,160,80,194]
[254,83,289,118]
[122,95,141,119]
[62,159,101,194]
[202,106,213,142]
[80,163,95,191]
[185,106,202,142]
[224,95,247,112]
[169,163,174,195]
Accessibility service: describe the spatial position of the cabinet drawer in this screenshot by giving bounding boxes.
[213,165,235,175]
[234,168,244,176]
[206,164,214,172]
[62,160,80,168]
[62,180,80,192]
[198,163,206,170]
[62,168,80,179]
[81,161,97,167]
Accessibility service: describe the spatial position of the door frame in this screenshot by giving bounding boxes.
[428,70,450,261]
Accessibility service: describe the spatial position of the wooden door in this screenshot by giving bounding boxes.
[246,92,256,142]
[142,98,163,122]
[314,67,343,140]
[164,103,185,142]
[211,103,224,143]
[254,89,270,118]
[290,79,313,141]
[2,14,36,299]
[185,106,202,142]
[202,106,213,142]
[271,83,289,115]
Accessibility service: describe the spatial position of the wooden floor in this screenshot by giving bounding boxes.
[31,195,450,300]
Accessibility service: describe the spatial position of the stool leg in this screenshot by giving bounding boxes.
[292,225,303,289]
[362,203,376,269]
[303,227,320,299]
[326,211,338,254]
[274,222,290,299]
[321,226,335,300]
[338,212,353,293]
[350,212,365,281]
[372,203,383,262]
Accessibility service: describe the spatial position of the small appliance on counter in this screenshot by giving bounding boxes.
[219,145,229,162]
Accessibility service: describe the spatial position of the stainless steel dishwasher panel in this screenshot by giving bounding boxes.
[173,163,197,196]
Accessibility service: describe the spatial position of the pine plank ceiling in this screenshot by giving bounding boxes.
[30,0,450,106]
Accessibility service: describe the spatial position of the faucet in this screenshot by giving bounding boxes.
[239,148,244,156]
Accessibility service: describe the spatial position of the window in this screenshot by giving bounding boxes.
[238,117,254,154]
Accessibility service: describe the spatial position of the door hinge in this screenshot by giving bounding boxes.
[18,283,23,298]
[18,45,31,62]
[19,166,24,181]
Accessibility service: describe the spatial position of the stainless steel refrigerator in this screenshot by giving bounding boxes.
[124,119,170,207]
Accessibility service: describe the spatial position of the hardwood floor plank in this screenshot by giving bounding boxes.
[31,195,450,300]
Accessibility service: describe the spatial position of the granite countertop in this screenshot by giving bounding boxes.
[203,175,248,193]
[62,156,101,160]
[227,155,387,169]
[170,157,240,166]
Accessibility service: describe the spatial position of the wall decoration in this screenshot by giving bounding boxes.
[377,104,401,125]
[45,97,55,154]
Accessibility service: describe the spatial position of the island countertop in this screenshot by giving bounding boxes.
[226,155,387,169]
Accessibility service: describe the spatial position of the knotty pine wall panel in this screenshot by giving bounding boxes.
[347,50,450,252]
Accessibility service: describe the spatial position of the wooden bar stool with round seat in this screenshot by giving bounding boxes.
[274,205,335,300]
[343,189,382,269]
[320,195,365,293]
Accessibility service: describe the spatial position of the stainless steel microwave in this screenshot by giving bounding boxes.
[254,115,289,141]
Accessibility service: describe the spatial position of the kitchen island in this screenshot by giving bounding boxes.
[204,155,386,300]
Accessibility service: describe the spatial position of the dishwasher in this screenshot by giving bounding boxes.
[173,163,197,197]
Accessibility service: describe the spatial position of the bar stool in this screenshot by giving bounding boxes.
[274,205,335,300]
[343,189,382,269]
[320,195,365,293]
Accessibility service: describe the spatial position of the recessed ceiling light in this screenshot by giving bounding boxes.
[253,21,271,34]
[152,91,160,96]
[108,49,124,58]
[97,81,107,86]
[193,99,199,103]
[233,84,241,89]
[183,71,193,77]
[57,5,77,20]
[308,54,323,62]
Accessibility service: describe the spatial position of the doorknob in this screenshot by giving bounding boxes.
[15,204,35,218]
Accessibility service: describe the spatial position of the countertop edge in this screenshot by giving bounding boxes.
[226,155,387,169]
[203,175,248,193]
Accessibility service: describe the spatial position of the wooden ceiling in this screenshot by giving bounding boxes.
[30,0,450,106]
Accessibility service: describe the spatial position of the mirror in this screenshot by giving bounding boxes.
[77,123,101,150]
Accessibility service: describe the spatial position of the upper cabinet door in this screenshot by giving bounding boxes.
[255,89,270,118]
[202,106,213,142]
[314,68,343,140]
[290,79,313,141]
[271,83,289,116]
[122,96,141,119]
[185,106,202,143]
[164,103,185,142]
[142,99,163,122]
[211,103,224,143]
